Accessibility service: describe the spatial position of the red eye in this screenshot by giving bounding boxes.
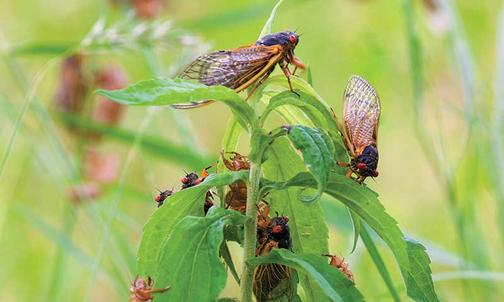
[155,195,161,202]
[289,34,297,44]
[272,225,283,234]
[373,171,379,177]
[181,176,188,183]
[356,163,367,170]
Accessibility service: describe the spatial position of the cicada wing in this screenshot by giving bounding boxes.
[253,263,292,302]
[342,75,381,154]
[172,45,282,109]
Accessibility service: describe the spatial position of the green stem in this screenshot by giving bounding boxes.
[240,162,261,302]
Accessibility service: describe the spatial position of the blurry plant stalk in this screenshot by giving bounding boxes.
[54,53,129,202]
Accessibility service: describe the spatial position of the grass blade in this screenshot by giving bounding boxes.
[360,226,401,302]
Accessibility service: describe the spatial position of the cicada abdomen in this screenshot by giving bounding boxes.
[172,31,305,109]
[253,216,293,302]
[338,75,381,183]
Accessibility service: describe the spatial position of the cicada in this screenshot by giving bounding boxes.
[253,216,293,302]
[180,165,215,214]
[172,30,306,109]
[130,276,169,302]
[154,188,173,207]
[336,75,381,183]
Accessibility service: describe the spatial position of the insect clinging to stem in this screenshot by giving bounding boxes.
[254,215,293,302]
[172,30,306,109]
[334,75,381,184]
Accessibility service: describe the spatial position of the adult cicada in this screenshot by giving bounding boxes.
[253,216,293,302]
[172,30,305,109]
[336,75,381,183]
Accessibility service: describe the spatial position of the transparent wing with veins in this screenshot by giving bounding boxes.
[342,75,381,154]
[178,45,281,91]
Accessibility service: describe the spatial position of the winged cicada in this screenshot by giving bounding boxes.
[172,30,305,109]
[335,75,381,183]
[253,215,293,302]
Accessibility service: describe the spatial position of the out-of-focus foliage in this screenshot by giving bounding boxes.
[0,0,503,301]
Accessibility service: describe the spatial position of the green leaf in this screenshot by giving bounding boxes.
[137,171,248,275]
[249,127,288,163]
[152,208,248,302]
[220,242,240,285]
[360,226,401,302]
[248,249,364,302]
[259,0,285,38]
[286,125,336,202]
[96,78,257,131]
[263,172,410,282]
[348,209,361,254]
[257,80,347,172]
[405,238,440,302]
[262,138,329,302]
[264,172,441,301]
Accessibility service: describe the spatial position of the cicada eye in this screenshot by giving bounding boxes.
[181,176,189,184]
[373,170,379,177]
[155,195,162,202]
[272,225,283,234]
[356,163,367,170]
[289,34,298,44]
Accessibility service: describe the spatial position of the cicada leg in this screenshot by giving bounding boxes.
[356,175,366,184]
[279,61,299,96]
[345,169,353,179]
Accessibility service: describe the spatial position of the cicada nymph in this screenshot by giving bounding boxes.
[324,254,355,282]
[130,276,170,302]
[253,215,293,302]
[172,30,306,109]
[335,75,381,183]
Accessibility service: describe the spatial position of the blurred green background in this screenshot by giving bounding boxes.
[1,0,503,301]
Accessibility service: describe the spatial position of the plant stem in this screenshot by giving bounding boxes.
[240,162,261,302]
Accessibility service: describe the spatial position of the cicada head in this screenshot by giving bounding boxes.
[155,189,174,207]
[180,172,199,189]
[256,31,299,51]
[353,145,379,177]
[269,216,291,249]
